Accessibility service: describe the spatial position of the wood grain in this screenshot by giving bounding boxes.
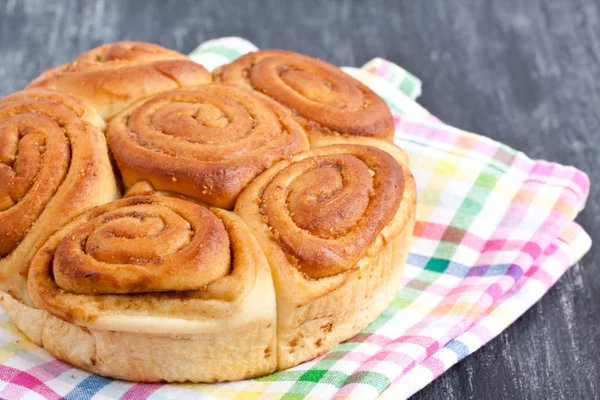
[0,0,598,398]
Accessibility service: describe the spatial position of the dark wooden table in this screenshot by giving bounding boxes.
[1,1,598,399]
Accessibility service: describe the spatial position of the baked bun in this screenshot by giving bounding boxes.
[106,83,309,209]
[235,141,416,369]
[0,194,277,382]
[214,50,395,146]
[28,41,212,120]
[0,42,416,383]
[0,88,120,304]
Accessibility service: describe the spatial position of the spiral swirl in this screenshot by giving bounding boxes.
[0,89,117,261]
[107,83,309,209]
[28,41,212,120]
[27,195,265,328]
[254,144,404,278]
[214,50,394,144]
[0,104,69,256]
[53,195,230,294]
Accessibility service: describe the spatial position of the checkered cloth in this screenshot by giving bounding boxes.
[0,37,590,400]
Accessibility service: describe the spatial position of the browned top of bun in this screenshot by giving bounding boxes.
[107,83,309,209]
[51,195,230,294]
[27,195,266,325]
[214,50,394,143]
[28,41,212,120]
[0,89,106,259]
[256,144,404,278]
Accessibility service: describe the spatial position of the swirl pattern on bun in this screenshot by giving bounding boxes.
[258,144,404,278]
[107,83,309,209]
[0,42,416,383]
[214,50,395,145]
[23,194,277,382]
[0,88,119,303]
[236,141,416,369]
[28,41,212,120]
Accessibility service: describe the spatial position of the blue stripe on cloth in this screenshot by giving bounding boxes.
[445,339,470,361]
[64,374,112,400]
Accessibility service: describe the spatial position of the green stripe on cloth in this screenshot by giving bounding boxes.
[345,371,391,393]
[385,100,403,114]
[256,370,305,382]
[189,46,242,61]
[399,76,418,99]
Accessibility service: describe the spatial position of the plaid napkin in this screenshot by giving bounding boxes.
[0,38,590,400]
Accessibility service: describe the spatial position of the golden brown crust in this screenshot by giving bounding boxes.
[0,44,417,382]
[28,41,212,120]
[235,140,416,369]
[258,144,405,278]
[20,192,279,380]
[0,291,277,382]
[27,195,273,332]
[214,50,395,144]
[107,83,310,209]
[52,196,230,294]
[0,88,120,303]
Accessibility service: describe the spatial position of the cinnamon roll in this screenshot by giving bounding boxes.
[107,83,310,209]
[235,142,416,369]
[0,42,417,382]
[214,50,395,146]
[0,88,120,304]
[28,41,212,120]
[1,194,277,382]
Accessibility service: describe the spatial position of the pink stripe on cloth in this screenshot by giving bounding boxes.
[24,359,69,383]
[0,365,63,400]
[121,383,162,400]
[394,120,590,204]
[332,120,588,399]
[380,223,586,399]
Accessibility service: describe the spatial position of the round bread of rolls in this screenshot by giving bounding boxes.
[0,88,120,305]
[0,42,416,383]
[28,41,212,120]
[106,83,310,209]
[214,50,395,146]
[235,140,416,369]
[0,194,277,382]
